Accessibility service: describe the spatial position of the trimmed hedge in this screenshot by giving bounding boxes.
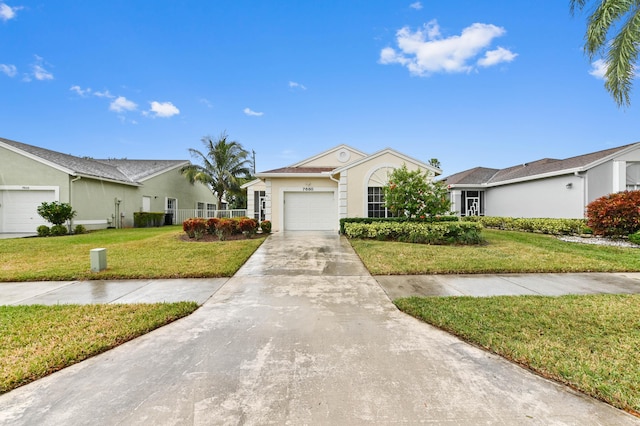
[343,221,484,245]
[339,216,459,235]
[134,212,165,228]
[461,216,587,235]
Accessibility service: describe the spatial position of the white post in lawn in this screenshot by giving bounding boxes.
[90,248,107,272]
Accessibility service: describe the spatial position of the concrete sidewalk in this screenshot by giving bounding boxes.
[3,272,640,306]
[375,272,640,300]
[1,232,638,425]
[0,278,228,306]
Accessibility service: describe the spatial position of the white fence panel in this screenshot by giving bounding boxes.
[171,209,248,224]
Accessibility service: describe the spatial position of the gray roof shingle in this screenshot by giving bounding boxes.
[444,143,638,186]
[1,137,188,184]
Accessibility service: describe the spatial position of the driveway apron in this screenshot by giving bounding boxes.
[0,232,637,425]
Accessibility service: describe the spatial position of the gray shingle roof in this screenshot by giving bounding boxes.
[1,137,188,184]
[444,143,638,186]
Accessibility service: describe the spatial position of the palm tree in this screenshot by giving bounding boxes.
[571,0,640,107]
[181,132,252,210]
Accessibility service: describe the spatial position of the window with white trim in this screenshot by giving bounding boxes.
[367,187,394,218]
[626,163,640,190]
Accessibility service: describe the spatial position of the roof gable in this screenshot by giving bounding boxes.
[289,144,368,168]
[333,147,442,175]
[0,137,188,185]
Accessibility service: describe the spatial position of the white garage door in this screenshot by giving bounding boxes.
[0,190,56,233]
[284,192,337,231]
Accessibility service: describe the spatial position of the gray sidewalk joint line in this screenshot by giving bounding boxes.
[10,281,80,306]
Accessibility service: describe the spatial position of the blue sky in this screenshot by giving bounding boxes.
[1,1,638,176]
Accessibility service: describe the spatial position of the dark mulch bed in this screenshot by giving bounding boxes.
[180,233,267,242]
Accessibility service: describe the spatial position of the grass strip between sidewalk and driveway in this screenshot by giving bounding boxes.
[0,226,265,281]
[350,229,640,275]
[0,302,199,393]
[395,294,640,416]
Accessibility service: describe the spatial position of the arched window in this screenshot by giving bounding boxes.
[365,165,396,218]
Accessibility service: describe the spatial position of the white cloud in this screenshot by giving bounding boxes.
[109,96,137,113]
[200,98,213,108]
[289,81,307,90]
[148,101,180,118]
[243,107,264,117]
[93,90,114,98]
[30,56,53,81]
[379,20,516,76]
[0,63,17,77]
[409,2,423,10]
[0,3,21,21]
[589,59,608,79]
[478,46,518,67]
[70,85,91,96]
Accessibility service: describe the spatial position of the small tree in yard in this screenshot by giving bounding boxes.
[383,164,451,218]
[37,201,76,226]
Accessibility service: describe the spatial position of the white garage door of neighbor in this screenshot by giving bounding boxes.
[284,192,337,231]
[1,190,56,233]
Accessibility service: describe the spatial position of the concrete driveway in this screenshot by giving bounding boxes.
[1,232,638,425]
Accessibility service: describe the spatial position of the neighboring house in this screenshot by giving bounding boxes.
[243,145,441,232]
[0,137,216,232]
[443,142,640,219]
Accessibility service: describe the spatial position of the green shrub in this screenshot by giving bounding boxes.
[50,225,68,236]
[260,220,272,234]
[343,221,483,245]
[586,191,640,236]
[36,225,50,237]
[384,164,451,218]
[339,216,458,234]
[462,216,586,235]
[133,212,165,228]
[73,225,87,235]
[629,232,640,245]
[37,201,76,226]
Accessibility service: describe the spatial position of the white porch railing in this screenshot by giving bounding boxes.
[170,209,249,224]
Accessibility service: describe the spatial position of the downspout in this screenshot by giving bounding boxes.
[69,175,81,230]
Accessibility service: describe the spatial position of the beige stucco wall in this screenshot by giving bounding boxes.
[344,153,434,218]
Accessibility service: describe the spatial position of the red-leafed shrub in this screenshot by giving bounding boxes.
[214,218,235,241]
[260,220,272,233]
[586,191,640,236]
[206,218,219,235]
[237,217,258,236]
[183,218,207,240]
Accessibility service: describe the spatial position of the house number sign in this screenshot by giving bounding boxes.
[302,186,314,192]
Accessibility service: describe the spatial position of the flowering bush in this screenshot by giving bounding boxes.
[586,191,640,236]
[383,164,451,218]
[183,218,207,239]
[260,220,272,233]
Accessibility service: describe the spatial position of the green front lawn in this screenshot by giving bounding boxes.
[350,229,640,275]
[0,303,198,393]
[0,226,265,281]
[395,295,640,415]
